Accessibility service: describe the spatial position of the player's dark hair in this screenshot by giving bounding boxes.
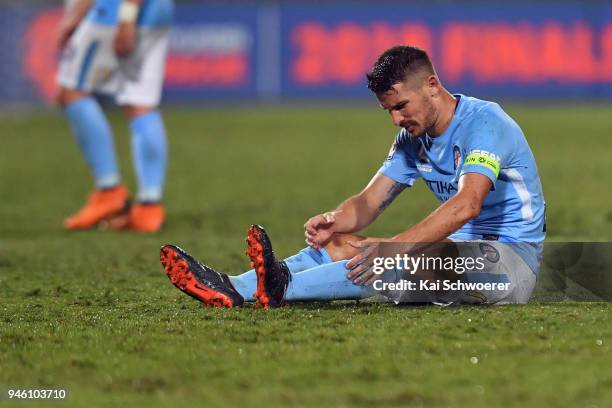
[366,46,435,95]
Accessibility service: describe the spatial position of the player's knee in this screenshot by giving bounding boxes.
[122,105,155,120]
[57,88,87,107]
[324,233,365,261]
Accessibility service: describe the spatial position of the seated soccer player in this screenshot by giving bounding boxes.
[161,45,546,307]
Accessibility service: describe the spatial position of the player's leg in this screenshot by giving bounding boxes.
[229,235,339,301]
[57,21,128,229]
[124,105,167,205]
[242,225,375,307]
[158,225,370,308]
[453,241,539,305]
[115,28,170,232]
[58,88,120,189]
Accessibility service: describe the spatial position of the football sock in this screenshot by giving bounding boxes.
[285,246,334,271]
[284,260,371,301]
[286,262,407,302]
[284,261,407,302]
[230,247,334,301]
[65,97,119,188]
[130,111,167,202]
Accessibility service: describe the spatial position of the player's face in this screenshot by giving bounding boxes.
[377,78,438,137]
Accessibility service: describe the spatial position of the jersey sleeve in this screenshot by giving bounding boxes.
[377,130,420,186]
[459,108,515,187]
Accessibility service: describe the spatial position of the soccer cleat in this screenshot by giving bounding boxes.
[99,202,164,233]
[64,185,130,229]
[245,225,291,308]
[129,203,164,233]
[160,244,244,308]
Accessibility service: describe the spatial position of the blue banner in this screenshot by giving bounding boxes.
[2,3,612,104]
[280,4,612,99]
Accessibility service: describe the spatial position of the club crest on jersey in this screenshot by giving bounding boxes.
[479,243,500,263]
[453,145,462,170]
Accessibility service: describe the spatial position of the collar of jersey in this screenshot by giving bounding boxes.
[424,93,467,146]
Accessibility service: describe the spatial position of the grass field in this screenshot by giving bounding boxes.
[0,104,611,407]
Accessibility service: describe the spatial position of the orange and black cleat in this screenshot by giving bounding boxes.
[246,225,291,308]
[160,245,244,308]
[102,202,165,233]
[64,185,130,229]
[129,203,164,233]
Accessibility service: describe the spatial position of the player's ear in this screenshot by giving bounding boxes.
[427,75,440,96]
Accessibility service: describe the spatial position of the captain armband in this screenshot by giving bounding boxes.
[463,150,501,178]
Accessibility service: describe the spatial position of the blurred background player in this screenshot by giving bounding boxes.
[57,0,174,232]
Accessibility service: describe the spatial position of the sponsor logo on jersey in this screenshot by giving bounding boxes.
[416,162,433,173]
[424,179,457,195]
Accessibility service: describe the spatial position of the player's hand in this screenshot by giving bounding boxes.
[345,238,388,286]
[114,22,137,56]
[304,212,337,249]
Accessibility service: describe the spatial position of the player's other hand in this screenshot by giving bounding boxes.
[346,238,388,286]
[304,212,337,249]
[114,22,137,56]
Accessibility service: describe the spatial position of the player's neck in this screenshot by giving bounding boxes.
[428,91,457,137]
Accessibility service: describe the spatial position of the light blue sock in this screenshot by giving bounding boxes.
[230,247,334,301]
[65,97,119,188]
[130,111,167,202]
[285,246,334,271]
[286,263,407,302]
[285,260,371,301]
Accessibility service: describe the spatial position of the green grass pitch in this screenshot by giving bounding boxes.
[0,104,610,407]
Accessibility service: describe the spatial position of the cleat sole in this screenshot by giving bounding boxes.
[246,225,272,308]
[160,246,235,308]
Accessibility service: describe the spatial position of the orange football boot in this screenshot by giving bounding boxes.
[64,185,130,229]
[129,203,165,233]
[160,244,244,308]
[246,225,291,308]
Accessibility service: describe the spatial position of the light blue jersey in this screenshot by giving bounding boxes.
[87,0,174,27]
[379,95,546,271]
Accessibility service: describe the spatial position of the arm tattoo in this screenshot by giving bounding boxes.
[378,182,408,213]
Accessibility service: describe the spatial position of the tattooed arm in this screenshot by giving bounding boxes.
[304,173,408,248]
